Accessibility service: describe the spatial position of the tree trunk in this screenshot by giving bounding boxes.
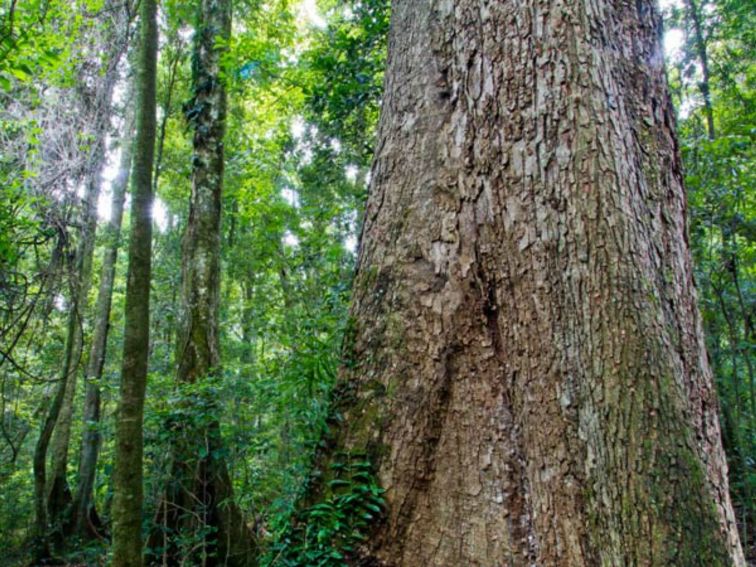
[43,0,130,535]
[111,0,158,562]
[32,240,90,561]
[241,271,256,368]
[32,138,102,561]
[44,162,98,523]
[150,0,255,565]
[683,0,716,140]
[322,1,746,565]
[71,99,136,539]
[47,71,123,531]
[153,37,184,196]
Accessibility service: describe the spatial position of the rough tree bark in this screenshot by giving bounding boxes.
[111,0,157,562]
[71,99,136,539]
[322,1,746,565]
[149,0,255,565]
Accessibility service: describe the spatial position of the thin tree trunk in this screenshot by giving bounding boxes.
[680,6,753,545]
[153,39,183,196]
[111,0,158,562]
[718,232,755,551]
[32,266,83,561]
[722,230,756,421]
[684,0,716,140]
[149,39,183,372]
[151,1,255,565]
[316,1,745,565]
[71,99,136,539]
[46,0,130,529]
[241,272,256,367]
[44,169,98,523]
[32,161,101,560]
[277,244,294,469]
[46,91,118,530]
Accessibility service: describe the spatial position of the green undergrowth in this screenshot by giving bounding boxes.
[264,455,385,567]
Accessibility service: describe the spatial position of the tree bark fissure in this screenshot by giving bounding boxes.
[323,1,745,565]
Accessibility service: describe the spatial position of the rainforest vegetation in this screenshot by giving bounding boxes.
[0,0,753,565]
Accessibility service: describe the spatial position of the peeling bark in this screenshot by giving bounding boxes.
[324,1,746,565]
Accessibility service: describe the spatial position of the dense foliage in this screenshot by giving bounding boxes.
[0,0,752,563]
[663,0,755,553]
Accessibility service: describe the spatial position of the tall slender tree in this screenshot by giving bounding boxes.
[72,96,136,539]
[46,2,130,523]
[683,0,716,140]
[317,0,746,565]
[111,0,158,562]
[151,0,255,564]
[32,155,98,561]
[31,3,129,556]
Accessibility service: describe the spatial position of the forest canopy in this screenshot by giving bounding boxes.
[0,0,753,565]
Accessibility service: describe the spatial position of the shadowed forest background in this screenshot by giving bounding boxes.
[0,0,753,565]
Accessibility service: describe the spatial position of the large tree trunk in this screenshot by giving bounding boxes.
[71,99,136,539]
[150,1,255,565]
[323,1,746,565]
[111,0,158,563]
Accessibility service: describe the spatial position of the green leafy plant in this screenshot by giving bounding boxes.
[266,455,385,567]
